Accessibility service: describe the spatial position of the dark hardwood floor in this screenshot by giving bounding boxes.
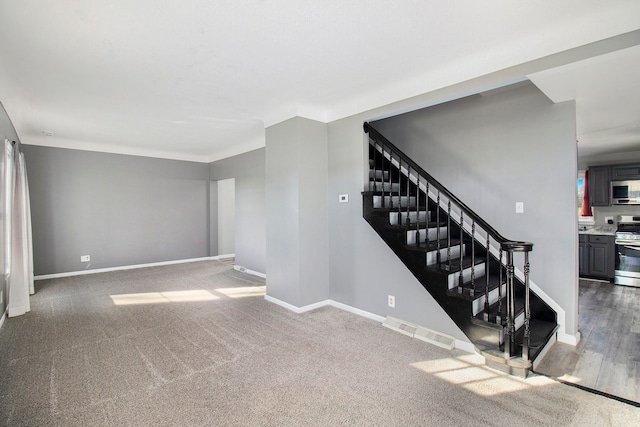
[535,279,640,403]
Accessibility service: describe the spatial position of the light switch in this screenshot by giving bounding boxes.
[515,202,524,214]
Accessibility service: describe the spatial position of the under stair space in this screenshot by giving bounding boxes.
[362,123,558,377]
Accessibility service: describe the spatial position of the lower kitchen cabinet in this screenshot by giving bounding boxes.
[579,234,614,281]
[579,240,588,276]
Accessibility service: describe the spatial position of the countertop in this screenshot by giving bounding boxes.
[578,226,616,236]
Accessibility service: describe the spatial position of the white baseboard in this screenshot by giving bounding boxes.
[264,295,473,352]
[558,331,581,346]
[454,339,476,354]
[265,295,473,352]
[34,257,219,280]
[7,304,29,318]
[265,295,387,321]
[233,265,266,279]
[264,295,330,313]
[327,300,385,323]
[216,253,235,259]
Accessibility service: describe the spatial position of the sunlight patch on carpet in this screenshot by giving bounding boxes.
[411,355,557,396]
[110,290,219,305]
[215,286,266,298]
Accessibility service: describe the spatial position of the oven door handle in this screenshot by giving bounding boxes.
[615,238,640,244]
[616,242,640,250]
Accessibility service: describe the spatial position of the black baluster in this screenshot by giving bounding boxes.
[436,191,441,265]
[381,146,387,207]
[447,200,452,270]
[397,160,402,222]
[415,175,420,247]
[523,252,531,362]
[458,210,464,293]
[497,247,503,325]
[406,166,411,229]
[506,250,515,358]
[470,221,475,298]
[376,145,387,208]
[388,151,393,208]
[484,235,490,321]
[425,180,430,251]
[371,140,376,193]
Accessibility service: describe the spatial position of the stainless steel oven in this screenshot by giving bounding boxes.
[615,215,640,287]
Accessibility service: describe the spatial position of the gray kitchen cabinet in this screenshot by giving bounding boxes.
[589,166,610,206]
[578,235,588,276]
[579,234,615,280]
[611,164,640,180]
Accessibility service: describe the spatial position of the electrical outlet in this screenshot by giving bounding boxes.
[339,194,349,203]
[388,295,395,308]
[515,202,524,213]
[80,255,90,262]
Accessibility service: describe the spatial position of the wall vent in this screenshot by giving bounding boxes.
[383,316,455,350]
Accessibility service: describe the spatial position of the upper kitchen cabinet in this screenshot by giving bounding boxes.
[589,165,610,206]
[611,164,640,180]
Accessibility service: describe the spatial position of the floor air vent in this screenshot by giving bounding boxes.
[383,316,455,350]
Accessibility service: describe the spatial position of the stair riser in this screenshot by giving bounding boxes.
[406,227,447,245]
[389,210,431,226]
[369,169,390,180]
[369,181,401,193]
[426,244,465,266]
[472,284,506,316]
[515,311,524,331]
[447,263,486,289]
[373,195,416,209]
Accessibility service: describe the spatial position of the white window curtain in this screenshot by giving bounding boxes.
[2,139,34,318]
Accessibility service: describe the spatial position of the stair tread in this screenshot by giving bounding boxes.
[362,190,402,196]
[515,318,558,349]
[405,238,460,252]
[385,221,443,230]
[427,256,484,274]
[478,319,558,363]
[447,274,503,301]
[474,295,525,326]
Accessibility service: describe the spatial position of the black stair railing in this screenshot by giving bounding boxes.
[364,122,533,360]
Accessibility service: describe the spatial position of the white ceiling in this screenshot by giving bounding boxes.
[0,1,639,163]
[529,44,640,158]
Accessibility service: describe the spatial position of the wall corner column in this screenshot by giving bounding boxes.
[265,117,329,308]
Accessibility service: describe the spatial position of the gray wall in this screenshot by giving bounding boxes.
[217,178,235,255]
[1,102,20,316]
[210,148,266,274]
[22,145,210,275]
[373,83,579,335]
[265,117,329,307]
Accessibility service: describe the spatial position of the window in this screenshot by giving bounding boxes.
[578,170,594,223]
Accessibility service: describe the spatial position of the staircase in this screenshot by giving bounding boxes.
[362,123,558,377]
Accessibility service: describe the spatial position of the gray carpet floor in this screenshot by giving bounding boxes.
[0,260,638,426]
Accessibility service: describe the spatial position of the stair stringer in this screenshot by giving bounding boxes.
[362,196,506,350]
